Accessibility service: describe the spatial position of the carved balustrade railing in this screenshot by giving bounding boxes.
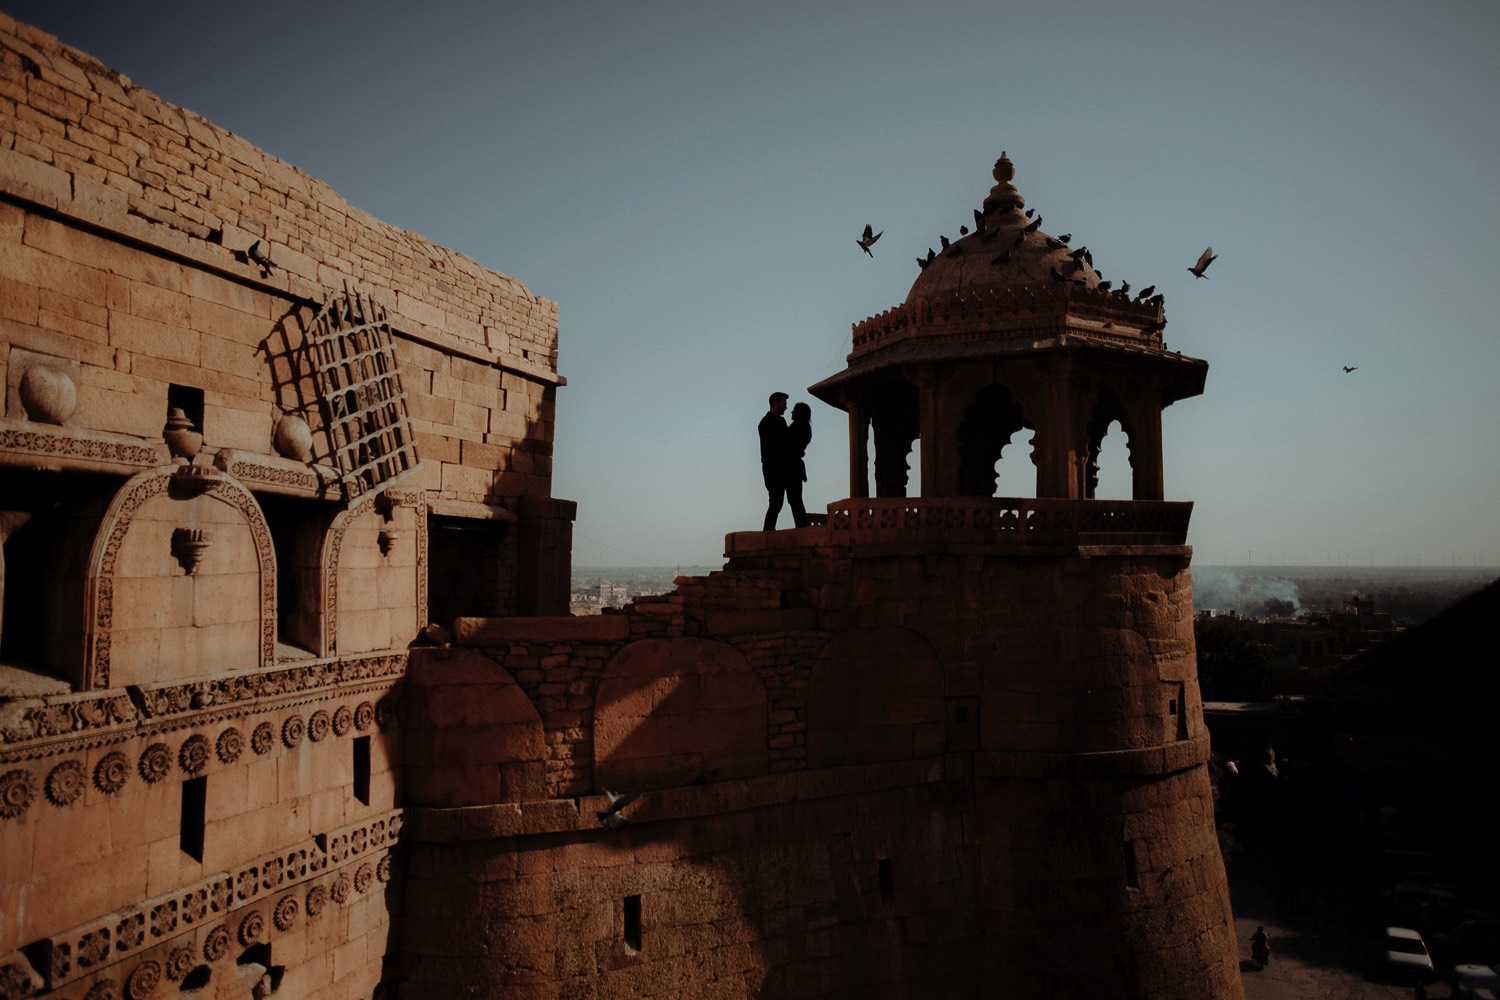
[824,497,1192,546]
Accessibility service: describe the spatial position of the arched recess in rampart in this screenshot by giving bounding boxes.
[83,467,275,690]
[807,626,946,767]
[404,647,545,806]
[593,638,767,792]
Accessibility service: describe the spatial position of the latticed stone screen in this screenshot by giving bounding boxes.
[309,286,419,502]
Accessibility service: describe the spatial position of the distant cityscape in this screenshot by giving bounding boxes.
[570,565,720,613]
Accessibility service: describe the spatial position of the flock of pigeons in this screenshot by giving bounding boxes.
[855,221,1356,373]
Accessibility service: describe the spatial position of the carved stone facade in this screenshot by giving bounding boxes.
[1,15,571,999]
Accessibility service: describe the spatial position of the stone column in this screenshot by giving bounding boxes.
[847,403,869,499]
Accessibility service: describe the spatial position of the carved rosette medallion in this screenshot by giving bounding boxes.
[330,874,351,905]
[353,701,374,731]
[305,883,328,917]
[0,768,36,819]
[83,981,119,1000]
[60,757,109,805]
[250,722,274,755]
[178,735,210,776]
[138,743,171,784]
[307,710,331,742]
[45,759,86,807]
[215,728,244,764]
[124,959,162,999]
[150,902,176,938]
[237,910,265,946]
[0,962,38,998]
[353,862,374,894]
[165,946,194,982]
[331,704,353,736]
[281,716,305,748]
[272,894,299,932]
[202,925,230,962]
[376,854,392,883]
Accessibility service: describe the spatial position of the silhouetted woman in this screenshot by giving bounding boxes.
[787,402,812,527]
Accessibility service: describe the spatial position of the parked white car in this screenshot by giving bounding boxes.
[1383,927,1435,983]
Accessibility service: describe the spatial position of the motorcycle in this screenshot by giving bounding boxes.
[1251,940,1271,969]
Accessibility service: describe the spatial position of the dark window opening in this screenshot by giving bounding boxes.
[181,776,206,862]
[878,858,894,902]
[623,894,641,952]
[428,515,513,621]
[1168,698,1178,716]
[1123,840,1139,889]
[353,736,371,805]
[167,383,205,439]
[955,705,969,724]
[258,494,333,659]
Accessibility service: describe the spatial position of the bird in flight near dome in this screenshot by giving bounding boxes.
[1188,247,1218,278]
[596,788,642,831]
[1342,366,1358,373]
[857,224,882,257]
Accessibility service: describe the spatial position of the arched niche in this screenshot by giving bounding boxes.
[405,647,545,806]
[84,468,275,690]
[594,638,768,792]
[1084,387,1134,499]
[956,383,1034,497]
[321,491,424,657]
[807,626,946,767]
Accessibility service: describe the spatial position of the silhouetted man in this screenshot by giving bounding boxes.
[759,391,801,530]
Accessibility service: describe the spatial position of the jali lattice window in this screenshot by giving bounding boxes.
[309,285,419,502]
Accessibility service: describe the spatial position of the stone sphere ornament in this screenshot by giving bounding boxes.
[273,413,314,462]
[18,364,78,424]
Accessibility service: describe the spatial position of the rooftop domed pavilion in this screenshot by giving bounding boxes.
[809,151,1207,503]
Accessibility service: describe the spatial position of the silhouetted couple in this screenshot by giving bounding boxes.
[758,391,812,530]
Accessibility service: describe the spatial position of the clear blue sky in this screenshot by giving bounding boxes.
[8,1,1498,569]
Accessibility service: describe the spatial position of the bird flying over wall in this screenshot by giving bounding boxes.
[1188,247,1217,278]
[857,224,882,257]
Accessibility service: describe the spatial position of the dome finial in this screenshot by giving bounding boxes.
[983,150,1024,223]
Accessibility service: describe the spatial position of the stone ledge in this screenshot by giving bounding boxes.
[402,757,944,843]
[453,614,630,645]
[974,734,1210,780]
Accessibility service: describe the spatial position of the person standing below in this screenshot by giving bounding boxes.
[759,392,792,530]
[786,402,813,527]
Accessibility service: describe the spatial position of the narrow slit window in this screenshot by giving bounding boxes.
[181,776,207,862]
[623,894,641,952]
[353,736,371,805]
[1123,840,1139,889]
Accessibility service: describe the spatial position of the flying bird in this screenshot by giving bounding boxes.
[857,224,882,257]
[1188,247,1217,278]
[596,789,642,831]
[1342,366,1358,373]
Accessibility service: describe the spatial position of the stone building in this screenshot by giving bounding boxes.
[0,14,570,999]
[1,14,1241,1000]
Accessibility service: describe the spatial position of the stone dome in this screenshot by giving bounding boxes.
[907,152,1101,301]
